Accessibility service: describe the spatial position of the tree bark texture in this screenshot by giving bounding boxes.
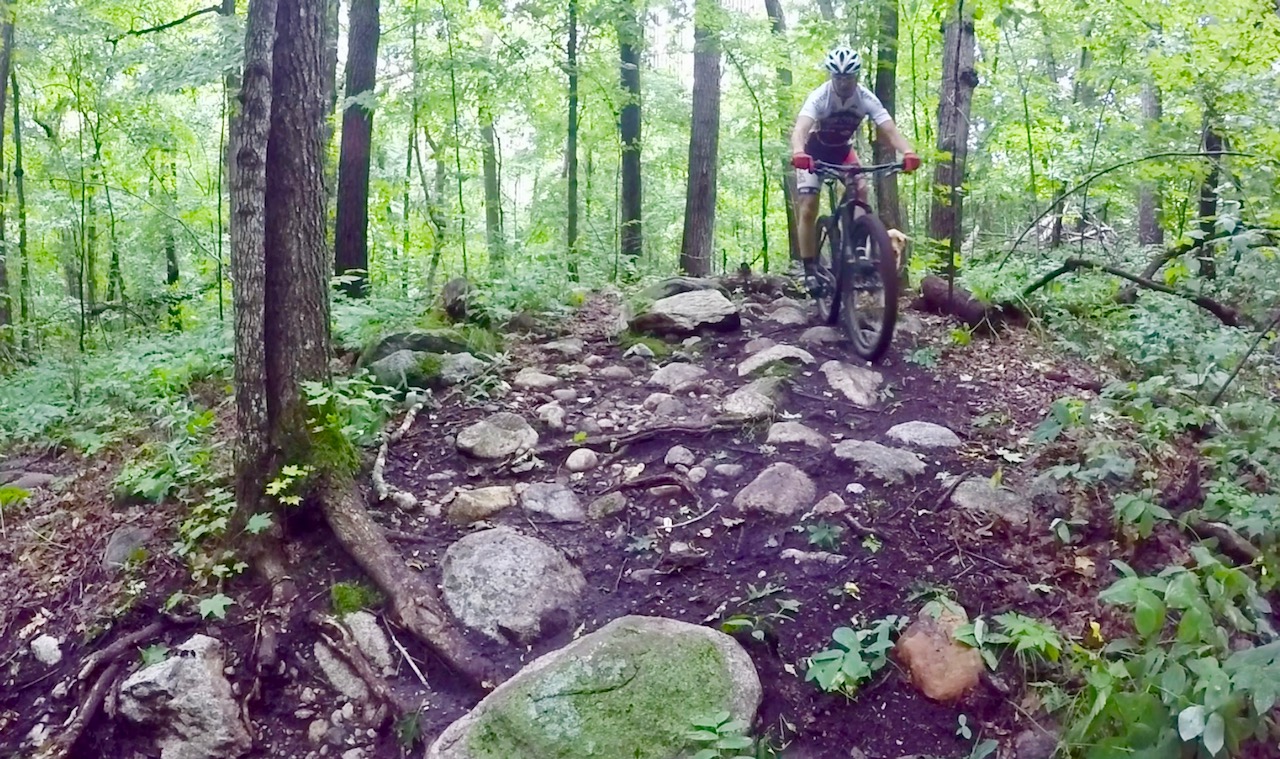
[619,1,643,261]
[566,0,580,277]
[481,115,504,270]
[0,18,12,329]
[12,69,26,339]
[680,0,721,278]
[265,0,332,456]
[230,0,277,518]
[1198,115,1222,279]
[927,0,977,253]
[763,0,799,262]
[1136,82,1163,245]
[872,0,902,233]
[334,0,380,297]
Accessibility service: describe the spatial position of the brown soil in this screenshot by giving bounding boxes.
[0,289,1164,759]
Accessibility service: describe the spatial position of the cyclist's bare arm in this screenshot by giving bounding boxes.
[790,115,816,155]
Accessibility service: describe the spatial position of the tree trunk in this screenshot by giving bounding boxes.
[334,0,380,298]
[927,0,977,262]
[166,156,181,329]
[0,18,12,331]
[12,68,26,345]
[871,0,902,233]
[566,0,580,278]
[619,0,643,262]
[1198,113,1222,279]
[1136,82,1163,246]
[763,0,799,262]
[679,0,721,278]
[481,114,504,271]
[816,0,835,22]
[322,0,341,207]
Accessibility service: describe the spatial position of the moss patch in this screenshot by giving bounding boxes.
[617,331,672,358]
[465,628,734,758]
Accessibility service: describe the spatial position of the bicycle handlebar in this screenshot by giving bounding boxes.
[810,159,904,179]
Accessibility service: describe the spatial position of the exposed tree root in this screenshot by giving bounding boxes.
[1022,257,1240,327]
[605,473,702,506]
[1187,520,1261,566]
[310,612,417,724]
[537,418,744,459]
[250,540,297,676]
[75,620,166,681]
[319,478,502,689]
[38,662,121,759]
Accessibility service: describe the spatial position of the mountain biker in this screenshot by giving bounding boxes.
[790,46,920,296]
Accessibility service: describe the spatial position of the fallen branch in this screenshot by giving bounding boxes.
[319,479,501,689]
[1208,308,1280,405]
[41,662,121,759]
[537,419,744,459]
[108,5,222,43]
[75,620,167,681]
[1022,257,1240,327]
[606,473,702,506]
[915,275,1022,332]
[373,402,426,510]
[1188,520,1262,566]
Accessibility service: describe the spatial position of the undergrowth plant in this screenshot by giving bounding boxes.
[804,615,906,699]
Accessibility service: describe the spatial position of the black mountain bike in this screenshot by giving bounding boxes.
[809,159,903,363]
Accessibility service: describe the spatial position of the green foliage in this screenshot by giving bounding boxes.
[717,581,800,644]
[804,616,906,699]
[956,613,1065,670]
[198,593,235,620]
[139,644,170,667]
[394,711,424,750]
[805,521,844,551]
[686,711,757,759]
[617,331,672,359]
[301,372,397,479]
[1060,550,1276,757]
[330,581,385,617]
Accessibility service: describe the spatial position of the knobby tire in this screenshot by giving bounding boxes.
[839,213,898,363]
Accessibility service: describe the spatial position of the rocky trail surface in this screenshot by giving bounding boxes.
[1,279,1128,759]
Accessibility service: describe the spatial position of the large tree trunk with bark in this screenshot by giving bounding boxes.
[680,0,721,278]
[1197,113,1223,279]
[566,0,580,278]
[481,113,504,271]
[0,18,12,331]
[927,0,977,262]
[871,0,902,233]
[12,68,26,344]
[619,1,643,263]
[763,0,798,262]
[1137,82,1163,246]
[334,0,380,298]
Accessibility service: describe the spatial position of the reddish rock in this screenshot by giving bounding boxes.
[894,607,983,703]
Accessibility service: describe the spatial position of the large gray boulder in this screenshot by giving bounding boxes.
[733,463,816,516]
[359,330,471,366]
[426,616,761,759]
[369,350,486,390]
[638,276,727,302]
[629,290,741,336]
[820,360,882,408]
[442,528,585,645]
[456,413,538,459]
[118,635,252,759]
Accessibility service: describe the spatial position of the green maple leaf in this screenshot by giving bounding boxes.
[199,593,235,620]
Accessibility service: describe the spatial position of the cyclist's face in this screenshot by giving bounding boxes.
[831,73,858,97]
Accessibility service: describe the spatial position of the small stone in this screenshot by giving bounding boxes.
[665,446,696,467]
[456,412,538,459]
[551,388,579,403]
[342,702,355,721]
[342,749,365,759]
[722,377,783,420]
[710,488,730,499]
[653,398,689,419]
[315,642,369,701]
[714,464,744,478]
[599,366,635,381]
[30,635,62,666]
[343,611,393,674]
[743,337,776,354]
[737,344,815,377]
[643,392,675,410]
[951,479,1031,526]
[687,467,707,484]
[886,421,963,449]
[780,549,846,564]
[895,607,984,703]
[309,719,330,744]
[624,343,656,359]
[566,449,599,473]
[769,306,808,326]
[448,486,517,524]
[766,422,828,449]
[520,483,586,522]
[820,360,883,408]
[1013,726,1061,759]
[833,440,926,484]
[648,363,708,393]
[536,402,566,431]
[584,354,606,367]
[543,338,585,356]
[812,493,849,515]
[799,326,843,345]
[770,296,805,313]
[733,463,816,516]
[103,526,151,571]
[587,492,629,520]
[513,367,561,391]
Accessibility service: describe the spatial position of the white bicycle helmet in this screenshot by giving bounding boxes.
[824,46,862,75]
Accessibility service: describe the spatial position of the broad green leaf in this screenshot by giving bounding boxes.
[1134,589,1167,639]
[199,593,235,620]
[1177,705,1206,740]
[1202,713,1225,755]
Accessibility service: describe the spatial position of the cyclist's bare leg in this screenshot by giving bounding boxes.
[796,192,819,262]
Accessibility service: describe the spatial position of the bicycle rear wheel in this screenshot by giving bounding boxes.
[839,214,899,362]
[813,215,840,325]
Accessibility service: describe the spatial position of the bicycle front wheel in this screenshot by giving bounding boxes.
[813,215,840,325]
[839,214,899,362]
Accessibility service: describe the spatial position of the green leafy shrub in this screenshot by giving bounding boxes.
[330,581,384,616]
[805,615,906,699]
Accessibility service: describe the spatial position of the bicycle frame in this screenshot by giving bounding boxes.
[813,159,902,227]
